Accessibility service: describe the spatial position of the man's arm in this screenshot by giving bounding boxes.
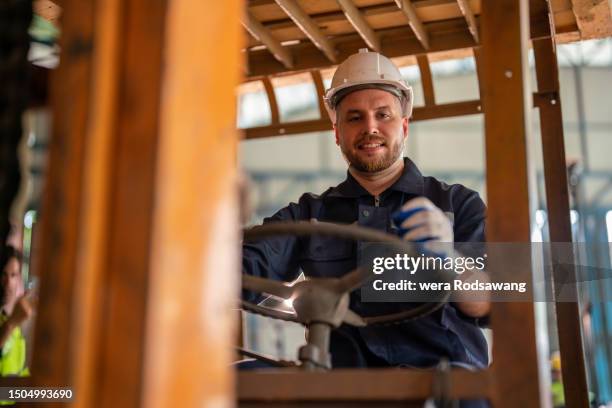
[397,194,491,319]
[0,296,32,349]
[242,199,307,302]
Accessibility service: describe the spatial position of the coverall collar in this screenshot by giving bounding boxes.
[328,157,424,198]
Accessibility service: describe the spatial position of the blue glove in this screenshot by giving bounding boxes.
[392,207,430,242]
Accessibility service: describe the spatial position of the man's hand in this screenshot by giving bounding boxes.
[397,197,453,243]
[8,295,33,327]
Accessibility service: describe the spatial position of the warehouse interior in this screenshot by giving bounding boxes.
[0,0,612,407]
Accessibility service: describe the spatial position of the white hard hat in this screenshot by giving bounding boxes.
[324,48,413,123]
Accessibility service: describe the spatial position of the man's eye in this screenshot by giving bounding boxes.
[347,116,360,122]
[378,112,391,119]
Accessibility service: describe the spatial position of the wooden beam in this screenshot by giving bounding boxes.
[242,10,294,69]
[30,0,95,392]
[534,36,590,408]
[393,0,430,50]
[243,100,482,139]
[31,0,241,406]
[310,69,328,120]
[262,76,280,125]
[246,16,554,79]
[456,0,479,43]
[472,46,484,101]
[274,0,337,63]
[141,0,242,405]
[569,0,612,39]
[335,0,381,52]
[239,369,493,401]
[416,54,435,106]
[481,1,544,407]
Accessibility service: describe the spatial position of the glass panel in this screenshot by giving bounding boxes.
[270,72,319,123]
[237,80,272,128]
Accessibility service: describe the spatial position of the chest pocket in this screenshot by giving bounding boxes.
[301,235,355,261]
[300,235,355,279]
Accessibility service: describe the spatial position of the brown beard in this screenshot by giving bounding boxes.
[342,134,404,173]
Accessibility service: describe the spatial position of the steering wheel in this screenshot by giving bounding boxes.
[241,221,452,371]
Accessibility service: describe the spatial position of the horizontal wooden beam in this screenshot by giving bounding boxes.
[274,0,337,63]
[241,10,294,69]
[243,100,483,139]
[394,0,430,50]
[238,368,493,401]
[242,90,560,140]
[336,0,381,52]
[456,0,479,43]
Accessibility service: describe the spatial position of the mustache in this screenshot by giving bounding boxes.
[355,135,386,145]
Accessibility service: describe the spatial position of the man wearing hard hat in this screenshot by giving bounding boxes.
[243,49,490,373]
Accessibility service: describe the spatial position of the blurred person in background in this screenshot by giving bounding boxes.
[0,245,32,377]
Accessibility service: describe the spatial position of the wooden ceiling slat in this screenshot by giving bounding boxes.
[246,1,474,48]
[569,0,612,39]
[242,10,294,69]
[416,54,435,106]
[456,0,479,43]
[393,0,430,50]
[262,77,280,125]
[274,0,338,62]
[335,0,381,51]
[310,70,328,119]
[245,13,557,79]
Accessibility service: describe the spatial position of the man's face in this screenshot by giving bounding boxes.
[2,257,23,303]
[334,88,408,173]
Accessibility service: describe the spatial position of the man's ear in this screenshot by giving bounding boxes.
[333,123,340,145]
[402,117,409,139]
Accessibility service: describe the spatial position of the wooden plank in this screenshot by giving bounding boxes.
[480,1,545,407]
[243,100,482,139]
[534,36,590,408]
[31,0,240,407]
[456,0,479,43]
[262,76,280,125]
[87,0,171,404]
[140,0,242,406]
[246,16,553,79]
[416,54,435,106]
[310,69,328,120]
[274,0,338,62]
[472,46,483,101]
[65,0,121,405]
[249,0,475,27]
[238,369,493,401]
[29,0,95,392]
[394,0,430,49]
[569,0,612,39]
[336,0,381,51]
[242,10,294,69]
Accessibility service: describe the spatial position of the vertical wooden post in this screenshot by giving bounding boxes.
[481,0,545,407]
[142,0,242,405]
[31,0,242,407]
[534,36,590,408]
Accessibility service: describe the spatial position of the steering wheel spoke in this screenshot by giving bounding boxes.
[242,274,294,299]
[342,309,367,327]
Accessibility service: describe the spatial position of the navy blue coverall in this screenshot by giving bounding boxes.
[242,158,489,369]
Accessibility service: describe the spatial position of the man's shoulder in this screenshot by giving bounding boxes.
[267,187,337,222]
[421,175,485,213]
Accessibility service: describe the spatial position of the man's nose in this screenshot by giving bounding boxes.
[362,114,379,135]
